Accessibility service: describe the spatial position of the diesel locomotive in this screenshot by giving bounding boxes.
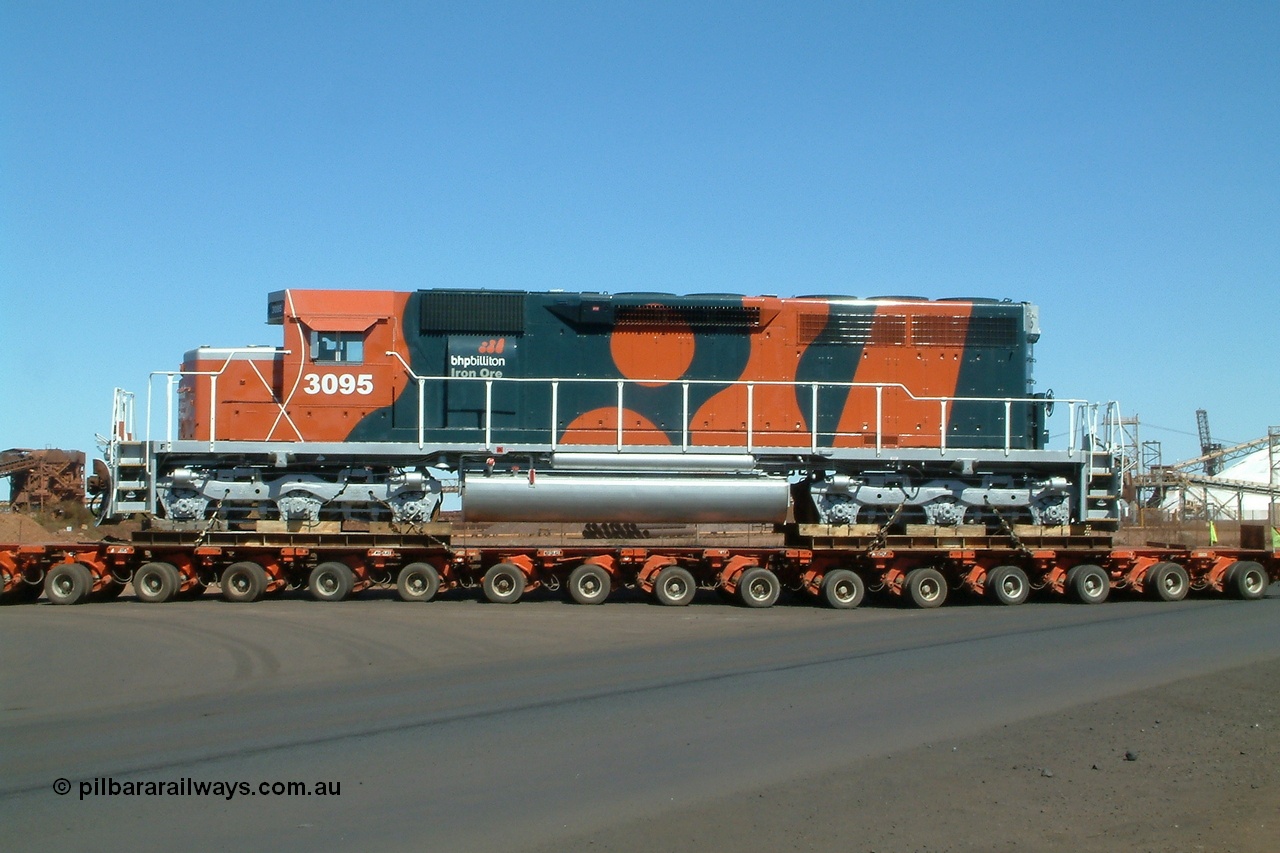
[98,288,1121,533]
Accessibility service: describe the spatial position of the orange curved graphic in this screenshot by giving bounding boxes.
[690,296,814,447]
[833,302,972,447]
[560,407,673,446]
[609,307,694,387]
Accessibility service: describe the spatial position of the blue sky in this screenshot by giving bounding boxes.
[2,1,1277,495]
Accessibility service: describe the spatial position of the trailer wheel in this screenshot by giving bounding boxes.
[1146,562,1189,602]
[737,567,780,608]
[483,563,526,604]
[44,563,93,605]
[1067,564,1109,604]
[567,563,611,605]
[1224,561,1268,600]
[397,562,440,602]
[653,566,696,606]
[986,565,1029,606]
[821,569,865,609]
[904,568,947,609]
[221,562,268,603]
[135,562,181,604]
[309,562,355,602]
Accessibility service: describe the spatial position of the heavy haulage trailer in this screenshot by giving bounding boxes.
[0,529,1275,607]
[1,287,1276,606]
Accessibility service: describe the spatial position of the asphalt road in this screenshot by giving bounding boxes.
[3,588,1279,852]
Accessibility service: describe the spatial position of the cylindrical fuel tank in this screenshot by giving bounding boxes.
[462,473,790,523]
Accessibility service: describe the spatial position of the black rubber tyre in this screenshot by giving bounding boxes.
[653,566,696,606]
[1145,561,1189,602]
[397,562,440,602]
[134,561,181,604]
[44,563,94,605]
[904,567,947,609]
[737,566,780,608]
[567,563,611,605]
[821,569,865,609]
[1067,563,1110,604]
[1224,561,1268,600]
[986,565,1030,606]
[221,561,268,603]
[308,561,355,602]
[482,563,526,604]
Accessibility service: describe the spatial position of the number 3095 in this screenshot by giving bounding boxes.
[303,373,374,395]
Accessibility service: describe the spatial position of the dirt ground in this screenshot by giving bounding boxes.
[0,509,136,544]
[0,511,79,542]
[524,657,1280,853]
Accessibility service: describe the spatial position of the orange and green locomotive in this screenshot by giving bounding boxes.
[101,288,1117,531]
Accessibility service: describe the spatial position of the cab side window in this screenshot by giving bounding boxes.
[310,330,365,364]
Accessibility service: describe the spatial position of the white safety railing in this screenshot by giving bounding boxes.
[141,348,292,449]
[383,351,1095,458]
[135,349,1114,463]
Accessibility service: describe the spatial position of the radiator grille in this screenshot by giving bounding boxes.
[615,305,760,329]
[419,291,525,335]
[912,315,1018,347]
[800,313,907,345]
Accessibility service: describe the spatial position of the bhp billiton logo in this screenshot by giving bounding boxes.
[450,337,510,377]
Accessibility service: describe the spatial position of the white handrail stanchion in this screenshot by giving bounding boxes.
[616,381,625,449]
[166,374,175,444]
[811,384,819,453]
[209,375,217,450]
[484,380,493,451]
[1004,399,1012,456]
[681,383,689,451]
[551,381,559,449]
[417,378,425,450]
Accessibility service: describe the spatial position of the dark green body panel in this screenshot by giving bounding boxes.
[348,290,1040,452]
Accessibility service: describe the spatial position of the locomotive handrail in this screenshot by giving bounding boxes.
[145,348,292,448]
[143,348,1108,463]
[382,351,1100,458]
